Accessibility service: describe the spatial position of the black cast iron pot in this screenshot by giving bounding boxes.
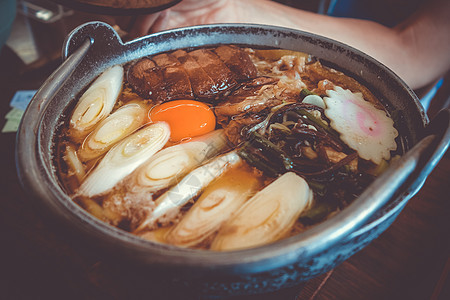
[15,22,450,298]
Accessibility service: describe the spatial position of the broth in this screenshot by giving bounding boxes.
[54,46,401,251]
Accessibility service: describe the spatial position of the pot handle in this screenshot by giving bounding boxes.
[62,21,124,61]
[364,107,449,210]
[281,109,449,256]
[345,108,449,240]
[405,108,450,196]
[24,23,122,121]
[385,108,449,204]
[378,107,449,205]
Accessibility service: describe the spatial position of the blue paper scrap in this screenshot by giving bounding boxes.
[2,90,38,133]
[10,90,37,111]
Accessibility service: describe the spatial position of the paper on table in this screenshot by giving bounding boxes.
[5,108,25,120]
[2,90,37,133]
[2,119,20,133]
[10,90,37,111]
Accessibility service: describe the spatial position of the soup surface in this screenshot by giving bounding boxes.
[55,46,401,251]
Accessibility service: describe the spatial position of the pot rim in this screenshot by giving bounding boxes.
[16,22,430,275]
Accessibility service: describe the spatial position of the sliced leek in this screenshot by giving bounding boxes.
[211,172,313,251]
[77,122,170,197]
[69,65,124,141]
[78,101,148,161]
[136,150,242,231]
[63,144,86,183]
[125,129,229,194]
[166,165,262,247]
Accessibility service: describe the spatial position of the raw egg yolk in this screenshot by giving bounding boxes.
[149,100,216,142]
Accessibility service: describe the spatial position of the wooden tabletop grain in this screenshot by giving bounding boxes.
[0,14,449,300]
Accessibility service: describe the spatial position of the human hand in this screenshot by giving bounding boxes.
[127,0,236,38]
[125,0,450,90]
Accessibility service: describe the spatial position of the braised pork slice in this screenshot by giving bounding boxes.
[223,114,267,145]
[214,77,282,117]
[214,45,257,81]
[152,53,194,100]
[102,192,155,231]
[304,61,379,106]
[172,49,219,100]
[188,49,237,94]
[152,53,178,67]
[128,47,258,102]
[127,57,168,100]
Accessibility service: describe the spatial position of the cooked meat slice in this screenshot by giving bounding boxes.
[102,192,155,231]
[226,77,278,103]
[189,49,237,93]
[152,53,179,67]
[214,77,282,117]
[128,47,254,102]
[127,57,168,100]
[215,97,283,118]
[223,114,266,146]
[162,66,195,100]
[214,45,257,81]
[172,49,219,100]
[304,61,379,106]
[153,53,194,100]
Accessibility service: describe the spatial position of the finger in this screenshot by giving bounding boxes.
[149,10,171,33]
[128,13,163,39]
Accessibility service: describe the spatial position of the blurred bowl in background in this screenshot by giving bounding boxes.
[0,0,16,51]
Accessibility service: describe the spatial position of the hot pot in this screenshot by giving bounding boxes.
[16,22,450,298]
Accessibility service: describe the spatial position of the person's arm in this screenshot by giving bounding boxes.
[128,0,450,90]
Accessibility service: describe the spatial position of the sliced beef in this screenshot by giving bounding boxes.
[152,53,194,100]
[304,61,379,106]
[172,49,219,100]
[214,45,257,81]
[127,57,168,100]
[223,114,266,146]
[214,77,281,117]
[152,53,179,66]
[226,77,278,104]
[127,46,258,102]
[188,49,237,94]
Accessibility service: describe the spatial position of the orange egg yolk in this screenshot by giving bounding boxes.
[149,100,216,142]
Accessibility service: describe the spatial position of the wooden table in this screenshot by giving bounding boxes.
[0,12,449,300]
